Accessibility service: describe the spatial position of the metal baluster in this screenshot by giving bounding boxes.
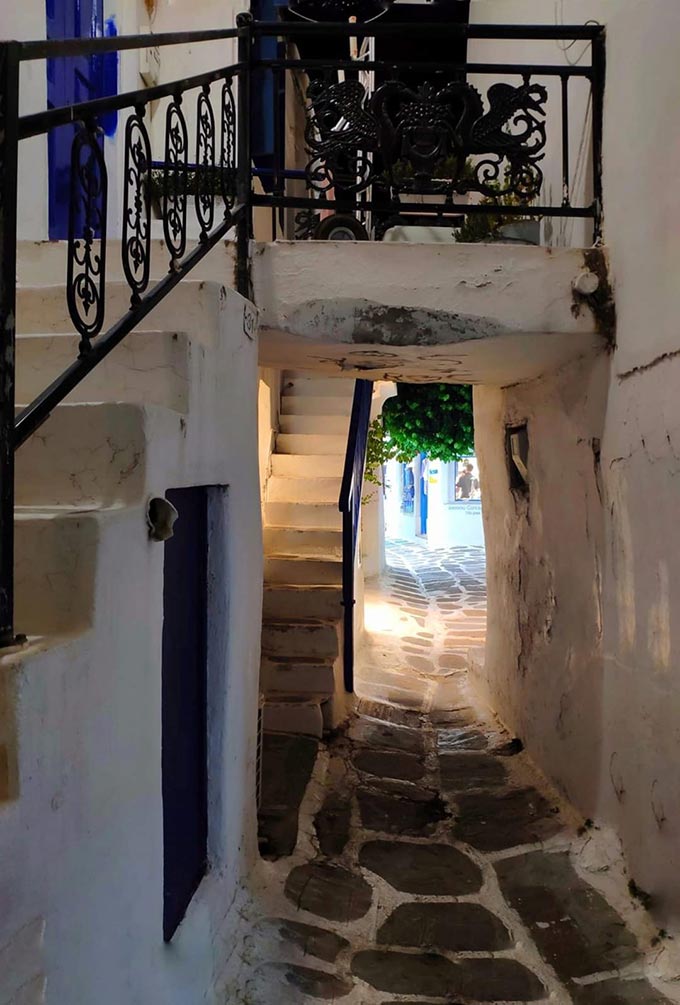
[67,119,108,357]
[163,94,189,267]
[122,104,152,305]
[0,42,20,646]
[195,83,216,241]
[220,75,236,213]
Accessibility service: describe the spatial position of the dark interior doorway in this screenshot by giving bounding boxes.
[161,486,209,943]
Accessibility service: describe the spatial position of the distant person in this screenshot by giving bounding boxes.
[456,463,479,500]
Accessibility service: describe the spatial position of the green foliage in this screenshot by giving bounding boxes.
[382,383,475,463]
[364,416,409,491]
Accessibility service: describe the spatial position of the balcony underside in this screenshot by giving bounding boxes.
[253,241,608,385]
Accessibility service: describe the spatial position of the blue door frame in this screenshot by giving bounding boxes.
[46,0,118,239]
[419,453,428,536]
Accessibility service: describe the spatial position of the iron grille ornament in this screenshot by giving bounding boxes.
[67,120,108,352]
[220,76,237,210]
[304,76,547,202]
[163,95,189,263]
[195,85,216,239]
[122,106,152,305]
[288,0,394,22]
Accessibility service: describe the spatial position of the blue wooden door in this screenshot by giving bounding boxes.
[161,487,209,942]
[419,453,428,536]
[46,0,118,239]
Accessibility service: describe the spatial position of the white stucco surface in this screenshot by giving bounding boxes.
[1,283,264,1002]
[253,242,606,384]
[470,0,680,930]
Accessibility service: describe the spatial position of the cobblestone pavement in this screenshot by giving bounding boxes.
[253,545,675,1005]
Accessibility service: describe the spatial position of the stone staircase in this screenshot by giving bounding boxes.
[261,373,355,738]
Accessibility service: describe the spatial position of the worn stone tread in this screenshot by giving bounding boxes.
[353,748,426,782]
[285,863,373,923]
[357,785,447,835]
[269,919,350,963]
[454,786,563,851]
[495,851,639,981]
[359,839,482,895]
[268,962,353,999]
[571,977,675,1004]
[377,902,512,952]
[351,950,545,1000]
[439,751,509,791]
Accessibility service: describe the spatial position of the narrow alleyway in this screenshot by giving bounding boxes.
[255,547,673,1005]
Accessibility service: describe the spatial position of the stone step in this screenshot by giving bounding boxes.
[263,584,344,621]
[16,331,190,412]
[262,620,340,660]
[276,433,346,456]
[14,508,99,637]
[280,414,350,436]
[262,698,324,738]
[265,556,343,586]
[264,527,342,559]
[271,455,344,479]
[282,377,355,398]
[17,280,222,342]
[267,477,342,504]
[260,656,336,699]
[280,396,353,417]
[265,502,342,530]
[15,402,147,508]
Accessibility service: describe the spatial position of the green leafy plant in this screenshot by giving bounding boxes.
[382,383,475,462]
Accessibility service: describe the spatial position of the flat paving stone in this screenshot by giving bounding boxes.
[355,699,423,727]
[495,851,640,981]
[378,902,512,952]
[359,839,482,895]
[437,727,489,752]
[285,863,373,923]
[314,794,352,857]
[429,705,478,727]
[439,752,508,791]
[352,951,545,1000]
[572,977,675,1004]
[408,655,436,673]
[270,919,349,963]
[439,653,468,669]
[351,718,425,755]
[258,733,318,858]
[271,962,353,999]
[357,786,447,836]
[353,748,425,782]
[454,786,563,851]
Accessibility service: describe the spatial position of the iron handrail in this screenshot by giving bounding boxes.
[339,380,373,694]
[17,28,242,62]
[252,21,604,40]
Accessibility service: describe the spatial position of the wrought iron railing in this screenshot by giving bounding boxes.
[339,380,373,693]
[0,22,253,644]
[0,17,605,646]
[251,20,605,242]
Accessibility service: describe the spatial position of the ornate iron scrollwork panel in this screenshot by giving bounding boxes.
[195,85,216,239]
[305,78,379,194]
[163,96,189,263]
[67,121,108,352]
[122,107,152,305]
[220,77,236,211]
[304,75,547,203]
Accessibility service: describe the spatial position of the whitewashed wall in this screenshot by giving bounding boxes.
[473,0,680,929]
[0,284,263,1002]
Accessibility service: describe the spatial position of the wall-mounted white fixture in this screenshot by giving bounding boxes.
[147,496,179,542]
